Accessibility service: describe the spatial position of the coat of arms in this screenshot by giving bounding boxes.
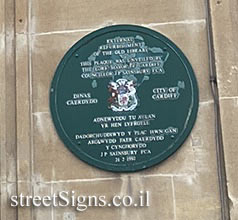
[108,78,138,112]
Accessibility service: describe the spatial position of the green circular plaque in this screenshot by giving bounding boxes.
[50,25,199,172]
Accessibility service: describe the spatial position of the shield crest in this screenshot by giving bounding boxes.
[108,78,138,112]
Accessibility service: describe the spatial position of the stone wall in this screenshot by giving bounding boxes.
[0,0,237,219]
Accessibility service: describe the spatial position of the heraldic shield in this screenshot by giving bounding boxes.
[108,78,138,112]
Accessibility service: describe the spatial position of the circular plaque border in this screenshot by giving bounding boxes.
[50,24,199,172]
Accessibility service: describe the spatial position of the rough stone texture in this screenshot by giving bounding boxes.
[0,28,6,185]
[209,0,238,219]
[0,0,6,217]
[0,183,18,220]
[52,176,174,220]
[219,99,238,219]
[15,0,28,34]
[0,0,4,34]
[52,179,123,220]
[174,175,221,219]
[1,0,238,219]
[17,182,32,220]
[3,0,17,185]
[210,0,238,99]
[31,0,206,33]
[1,0,17,219]
[171,103,221,219]
[0,29,6,220]
[16,33,31,182]
[33,182,52,220]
